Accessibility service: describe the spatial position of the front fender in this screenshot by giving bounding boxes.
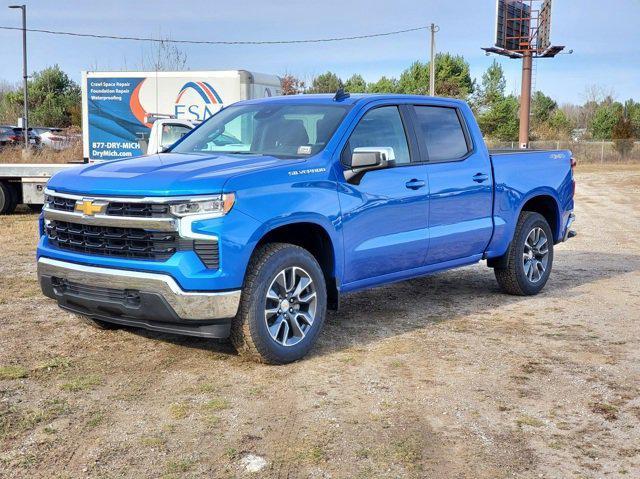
[244,213,344,283]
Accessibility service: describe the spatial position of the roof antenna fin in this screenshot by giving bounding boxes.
[333,88,350,101]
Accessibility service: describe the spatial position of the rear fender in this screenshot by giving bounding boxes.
[486,187,562,259]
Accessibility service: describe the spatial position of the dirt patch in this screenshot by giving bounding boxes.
[1,165,639,478]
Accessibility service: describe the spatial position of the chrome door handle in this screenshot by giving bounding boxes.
[473,173,489,183]
[405,179,426,190]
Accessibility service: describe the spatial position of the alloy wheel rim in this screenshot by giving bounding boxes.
[522,227,549,283]
[264,266,317,347]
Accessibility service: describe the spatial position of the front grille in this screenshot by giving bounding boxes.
[48,195,170,218]
[106,202,170,217]
[50,196,76,212]
[46,220,179,261]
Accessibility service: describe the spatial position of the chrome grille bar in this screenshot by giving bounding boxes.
[43,207,178,231]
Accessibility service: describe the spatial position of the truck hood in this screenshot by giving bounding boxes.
[47,153,292,197]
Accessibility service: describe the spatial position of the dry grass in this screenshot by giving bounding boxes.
[0,142,82,164]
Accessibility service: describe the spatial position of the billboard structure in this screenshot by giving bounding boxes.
[489,0,561,58]
[495,0,531,52]
[483,0,565,148]
[537,0,552,52]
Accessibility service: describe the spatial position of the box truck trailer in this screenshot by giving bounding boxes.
[81,70,282,162]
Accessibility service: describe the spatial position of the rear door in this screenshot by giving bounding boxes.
[410,104,493,265]
[338,104,429,285]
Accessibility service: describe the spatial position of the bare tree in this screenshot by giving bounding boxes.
[583,84,615,105]
[142,36,189,71]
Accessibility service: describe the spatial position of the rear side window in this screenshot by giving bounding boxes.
[413,106,470,162]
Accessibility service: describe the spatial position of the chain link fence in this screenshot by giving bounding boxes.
[485,140,640,163]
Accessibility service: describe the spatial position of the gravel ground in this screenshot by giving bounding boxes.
[0,164,639,478]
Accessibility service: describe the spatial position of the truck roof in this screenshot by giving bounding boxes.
[238,93,468,108]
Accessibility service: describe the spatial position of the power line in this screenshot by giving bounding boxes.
[0,25,428,45]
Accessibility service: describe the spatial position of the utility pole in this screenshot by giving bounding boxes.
[9,4,28,150]
[429,23,439,96]
[519,51,533,149]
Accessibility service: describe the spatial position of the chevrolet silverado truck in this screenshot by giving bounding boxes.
[37,92,576,364]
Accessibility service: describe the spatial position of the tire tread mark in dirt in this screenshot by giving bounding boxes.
[268,387,302,479]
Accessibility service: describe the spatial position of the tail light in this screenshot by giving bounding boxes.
[9,135,20,141]
[570,157,576,197]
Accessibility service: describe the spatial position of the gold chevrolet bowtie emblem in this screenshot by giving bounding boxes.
[75,200,106,216]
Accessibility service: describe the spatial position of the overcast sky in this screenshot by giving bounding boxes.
[0,0,638,104]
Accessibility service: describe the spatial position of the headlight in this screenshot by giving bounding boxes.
[169,193,235,217]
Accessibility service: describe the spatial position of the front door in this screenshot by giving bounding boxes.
[338,105,430,285]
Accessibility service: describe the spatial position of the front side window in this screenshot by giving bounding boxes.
[344,106,411,165]
[170,103,349,159]
[413,106,470,162]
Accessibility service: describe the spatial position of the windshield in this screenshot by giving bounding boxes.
[170,103,350,158]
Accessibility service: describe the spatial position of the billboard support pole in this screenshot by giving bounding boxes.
[519,50,533,149]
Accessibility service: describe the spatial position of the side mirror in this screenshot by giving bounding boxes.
[345,147,394,183]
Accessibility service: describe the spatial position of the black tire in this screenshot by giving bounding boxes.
[494,211,554,296]
[80,316,120,330]
[0,181,17,215]
[231,243,327,364]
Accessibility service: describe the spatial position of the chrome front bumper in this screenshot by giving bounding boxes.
[37,257,240,321]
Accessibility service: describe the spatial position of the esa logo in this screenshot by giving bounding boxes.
[174,82,223,121]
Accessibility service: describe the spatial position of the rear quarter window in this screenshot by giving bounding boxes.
[413,106,470,162]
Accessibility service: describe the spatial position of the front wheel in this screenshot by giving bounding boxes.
[494,211,554,296]
[231,243,327,364]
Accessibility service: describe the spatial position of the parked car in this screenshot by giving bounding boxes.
[0,126,13,147]
[33,127,73,150]
[0,126,41,148]
[37,92,576,364]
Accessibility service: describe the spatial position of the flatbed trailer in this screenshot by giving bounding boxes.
[0,163,78,214]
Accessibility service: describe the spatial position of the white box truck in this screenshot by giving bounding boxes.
[81,70,282,161]
[0,70,281,213]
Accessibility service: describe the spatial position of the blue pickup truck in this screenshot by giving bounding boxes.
[37,92,576,363]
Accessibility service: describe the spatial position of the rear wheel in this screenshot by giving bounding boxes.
[0,181,17,215]
[494,211,554,296]
[231,243,327,364]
